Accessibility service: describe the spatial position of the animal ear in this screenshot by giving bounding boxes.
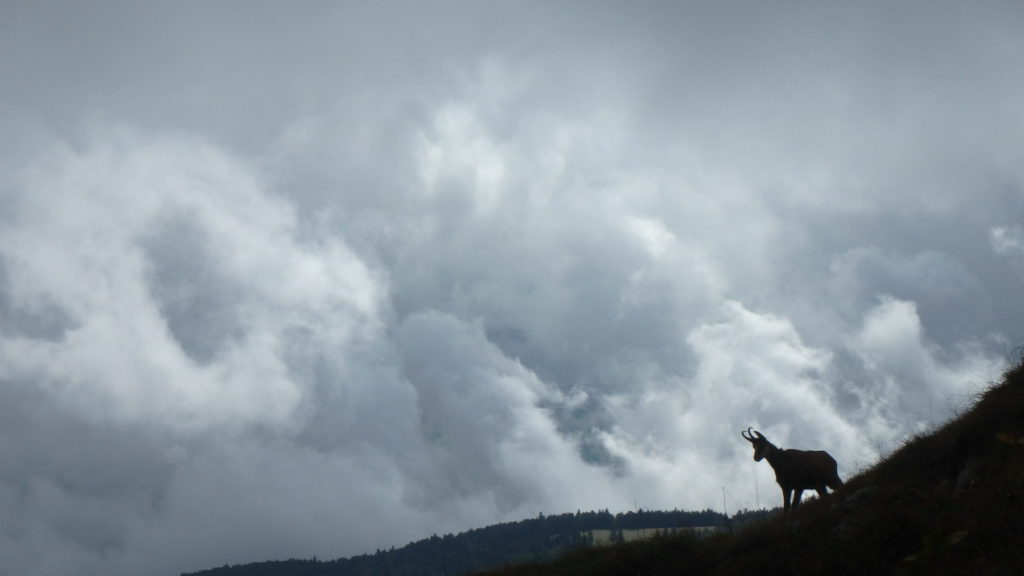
[754,430,765,439]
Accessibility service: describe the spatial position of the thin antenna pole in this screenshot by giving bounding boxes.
[721,486,728,519]
[753,460,760,509]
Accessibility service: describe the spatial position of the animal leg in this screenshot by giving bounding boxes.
[782,488,792,512]
[792,489,804,508]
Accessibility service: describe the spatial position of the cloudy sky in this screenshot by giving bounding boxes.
[2,2,1023,574]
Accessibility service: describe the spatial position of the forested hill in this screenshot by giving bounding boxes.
[182,508,752,576]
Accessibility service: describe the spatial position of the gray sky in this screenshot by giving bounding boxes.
[2,2,1023,574]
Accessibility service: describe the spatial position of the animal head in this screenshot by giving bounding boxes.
[741,427,770,461]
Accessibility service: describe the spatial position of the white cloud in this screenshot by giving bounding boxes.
[417,103,507,214]
[991,224,1024,256]
[627,216,676,260]
[849,296,996,442]
[0,125,384,433]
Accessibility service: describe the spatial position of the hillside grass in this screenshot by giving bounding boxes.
[480,356,1024,576]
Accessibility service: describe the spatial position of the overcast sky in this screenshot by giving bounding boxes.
[2,2,1023,575]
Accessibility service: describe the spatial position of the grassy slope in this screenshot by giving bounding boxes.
[481,360,1024,576]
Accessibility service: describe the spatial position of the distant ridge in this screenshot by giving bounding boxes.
[182,508,764,576]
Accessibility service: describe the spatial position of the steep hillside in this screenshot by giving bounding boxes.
[482,357,1024,576]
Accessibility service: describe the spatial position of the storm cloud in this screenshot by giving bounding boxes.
[1,2,1023,575]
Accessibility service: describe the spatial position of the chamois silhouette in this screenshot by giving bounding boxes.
[742,427,842,512]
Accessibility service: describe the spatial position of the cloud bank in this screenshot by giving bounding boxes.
[1,2,1022,575]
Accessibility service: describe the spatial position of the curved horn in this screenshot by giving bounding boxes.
[741,427,755,442]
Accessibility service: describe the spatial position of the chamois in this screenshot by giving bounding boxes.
[742,427,842,512]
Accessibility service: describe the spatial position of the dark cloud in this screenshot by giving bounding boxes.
[1,2,1023,575]
[143,209,246,364]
